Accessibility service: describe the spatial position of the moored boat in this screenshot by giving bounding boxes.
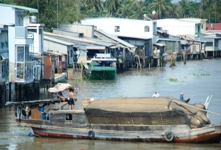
[5,96,221,143]
[84,53,117,80]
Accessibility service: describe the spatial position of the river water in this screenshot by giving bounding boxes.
[1,59,221,150]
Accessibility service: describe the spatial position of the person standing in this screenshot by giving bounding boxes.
[68,87,75,110]
[152,92,160,97]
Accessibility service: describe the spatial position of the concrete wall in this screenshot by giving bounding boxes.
[156,19,197,36]
[0,6,15,25]
[8,27,16,82]
[190,44,200,53]
[77,50,87,64]
[60,24,94,38]
[44,40,68,55]
[81,18,153,39]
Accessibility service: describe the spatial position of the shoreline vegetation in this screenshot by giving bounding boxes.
[1,0,220,31]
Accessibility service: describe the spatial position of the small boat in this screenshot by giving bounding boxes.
[84,53,117,80]
[5,96,221,143]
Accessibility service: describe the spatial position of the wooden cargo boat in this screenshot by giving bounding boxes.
[84,53,117,80]
[5,96,221,143]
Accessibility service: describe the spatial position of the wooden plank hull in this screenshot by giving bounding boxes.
[18,120,221,143]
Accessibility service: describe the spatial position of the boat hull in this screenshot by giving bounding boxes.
[86,66,116,80]
[18,120,221,143]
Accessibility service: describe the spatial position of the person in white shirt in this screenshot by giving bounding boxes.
[152,92,160,97]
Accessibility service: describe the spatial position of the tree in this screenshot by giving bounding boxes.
[86,0,103,12]
[169,3,179,18]
[179,0,190,18]
[105,0,121,16]
[148,0,172,19]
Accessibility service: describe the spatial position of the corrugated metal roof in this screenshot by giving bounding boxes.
[158,38,180,42]
[86,46,106,50]
[157,30,168,34]
[44,32,113,47]
[153,43,165,47]
[44,36,73,46]
[196,36,213,42]
[95,30,135,49]
[0,3,38,13]
[43,51,63,56]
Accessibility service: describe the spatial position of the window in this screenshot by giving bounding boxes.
[17,46,24,62]
[144,26,149,32]
[17,63,24,80]
[16,45,33,81]
[114,26,120,32]
[28,29,37,33]
[206,42,213,46]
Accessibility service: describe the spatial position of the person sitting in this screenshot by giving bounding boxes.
[152,92,160,97]
[179,93,184,101]
[57,91,66,102]
[180,93,190,103]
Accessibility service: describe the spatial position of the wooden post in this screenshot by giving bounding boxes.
[182,50,186,64]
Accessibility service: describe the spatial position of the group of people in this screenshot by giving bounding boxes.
[57,87,76,110]
[152,92,187,102]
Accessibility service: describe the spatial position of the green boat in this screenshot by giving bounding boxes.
[85,54,117,80]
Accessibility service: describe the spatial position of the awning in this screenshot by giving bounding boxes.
[153,43,165,47]
[30,52,44,59]
[48,83,72,93]
[43,51,64,56]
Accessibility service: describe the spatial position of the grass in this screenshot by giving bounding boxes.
[168,78,178,82]
[201,74,210,76]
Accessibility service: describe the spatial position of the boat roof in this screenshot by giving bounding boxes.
[85,96,201,114]
[86,97,175,112]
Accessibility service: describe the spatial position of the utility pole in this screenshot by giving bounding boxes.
[57,0,58,29]
[215,1,216,23]
[37,0,39,21]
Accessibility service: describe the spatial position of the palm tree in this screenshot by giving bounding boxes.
[116,0,134,18]
[179,0,190,18]
[133,0,147,19]
[169,3,179,18]
[148,0,172,19]
[105,0,121,16]
[86,0,103,12]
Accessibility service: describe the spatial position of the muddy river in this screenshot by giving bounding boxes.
[0,59,221,149]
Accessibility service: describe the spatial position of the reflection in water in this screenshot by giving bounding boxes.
[1,59,221,149]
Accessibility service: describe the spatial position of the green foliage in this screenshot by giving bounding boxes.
[75,78,83,82]
[201,74,210,76]
[3,0,220,30]
[168,78,178,82]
